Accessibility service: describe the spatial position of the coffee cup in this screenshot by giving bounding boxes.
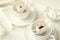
[31,19,52,40]
[13,0,30,19]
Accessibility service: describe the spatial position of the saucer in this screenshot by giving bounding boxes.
[25,19,57,40]
[14,10,36,27]
[25,24,57,40]
[3,6,36,27]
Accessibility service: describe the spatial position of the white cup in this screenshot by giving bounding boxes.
[13,0,30,19]
[31,19,52,40]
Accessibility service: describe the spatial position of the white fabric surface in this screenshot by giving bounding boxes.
[0,0,60,40]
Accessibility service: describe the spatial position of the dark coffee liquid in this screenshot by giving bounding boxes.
[39,26,44,29]
[20,6,22,8]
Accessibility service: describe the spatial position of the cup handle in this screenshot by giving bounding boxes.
[48,35,55,40]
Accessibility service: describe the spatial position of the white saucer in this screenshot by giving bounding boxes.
[25,21,57,40]
[3,6,36,27]
[14,11,36,27]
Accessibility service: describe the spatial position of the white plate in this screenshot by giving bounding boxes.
[3,6,36,27]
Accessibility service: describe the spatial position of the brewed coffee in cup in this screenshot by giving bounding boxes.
[13,0,30,19]
[35,21,47,34]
